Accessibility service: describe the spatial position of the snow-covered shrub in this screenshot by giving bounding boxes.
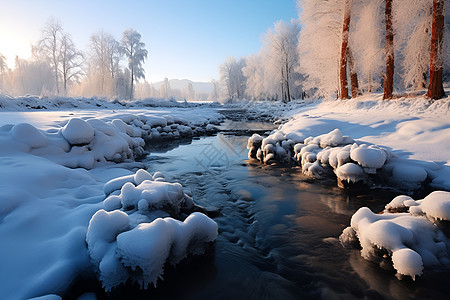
[340,191,450,280]
[86,169,218,291]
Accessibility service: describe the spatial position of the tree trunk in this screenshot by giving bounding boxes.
[348,47,359,98]
[130,68,134,100]
[339,0,352,100]
[285,58,291,102]
[427,0,445,100]
[383,0,394,100]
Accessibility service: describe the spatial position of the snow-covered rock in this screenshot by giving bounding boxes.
[248,127,438,191]
[86,169,218,291]
[340,191,450,280]
[61,118,95,145]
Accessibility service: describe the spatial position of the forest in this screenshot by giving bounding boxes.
[0,0,449,102]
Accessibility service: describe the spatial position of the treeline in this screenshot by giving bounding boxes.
[0,18,149,100]
[219,0,449,102]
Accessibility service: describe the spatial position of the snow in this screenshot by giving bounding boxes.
[341,191,450,280]
[87,170,218,291]
[61,118,95,145]
[248,93,450,191]
[0,92,449,297]
[0,98,222,299]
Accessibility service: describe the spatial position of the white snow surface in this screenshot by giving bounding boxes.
[248,93,450,191]
[0,97,222,299]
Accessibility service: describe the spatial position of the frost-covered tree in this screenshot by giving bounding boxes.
[351,0,384,93]
[0,53,7,91]
[89,31,122,97]
[243,53,272,100]
[184,82,195,101]
[121,29,148,100]
[210,79,220,101]
[59,34,84,95]
[394,1,433,90]
[219,56,246,101]
[263,19,300,102]
[8,56,53,96]
[297,0,342,98]
[33,18,64,95]
[160,77,171,99]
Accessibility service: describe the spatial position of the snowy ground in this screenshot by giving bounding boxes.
[1,93,450,298]
[0,97,223,299]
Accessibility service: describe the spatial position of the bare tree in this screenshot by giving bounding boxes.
[121,29,148,100]
[0,53,7,90]
[90,31,122,96]
[264,20,300,102]
[219,56,246,102]
[160,77,171,99]
[60,34,84,95]
[383,0,394,100]
[427,0,445,99]
[34,18,63,95]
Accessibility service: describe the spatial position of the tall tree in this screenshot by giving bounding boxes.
[59,34,84,95]
[339,0,352,99]
[0,53,7,90]
[121,29,148,100]
[383,0,394,100]
[297,0,342,99]
[427,0,445,99]
[90,31,122,96]
[264,20,300,102]
[34,18,63,95]
[219,56,246,102]
[160,77,170,99]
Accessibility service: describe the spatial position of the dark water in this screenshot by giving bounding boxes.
[71,126,450,299]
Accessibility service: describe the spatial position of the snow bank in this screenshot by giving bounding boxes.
[86,169,218,291]
[340,191,450,280]
[248,128,439,191]
[0,112,218,169]
[0,94,221,111]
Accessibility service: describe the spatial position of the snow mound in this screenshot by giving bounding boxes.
[116,212,217,288]
[385,190,450,221]
[87,169,218,291]
[340,191,450,280]
[61,118,95,145]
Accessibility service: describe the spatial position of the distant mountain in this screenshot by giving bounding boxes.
[152,79,213,94]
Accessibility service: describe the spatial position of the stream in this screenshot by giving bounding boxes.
[72,112,450,300]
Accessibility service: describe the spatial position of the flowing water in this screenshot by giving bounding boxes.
[71,118,450,300]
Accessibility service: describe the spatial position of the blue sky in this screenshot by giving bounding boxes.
[0,0,298,82]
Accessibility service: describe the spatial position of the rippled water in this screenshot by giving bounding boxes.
[72,127,450,299]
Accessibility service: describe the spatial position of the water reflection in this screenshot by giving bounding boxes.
[81,133,450,299]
